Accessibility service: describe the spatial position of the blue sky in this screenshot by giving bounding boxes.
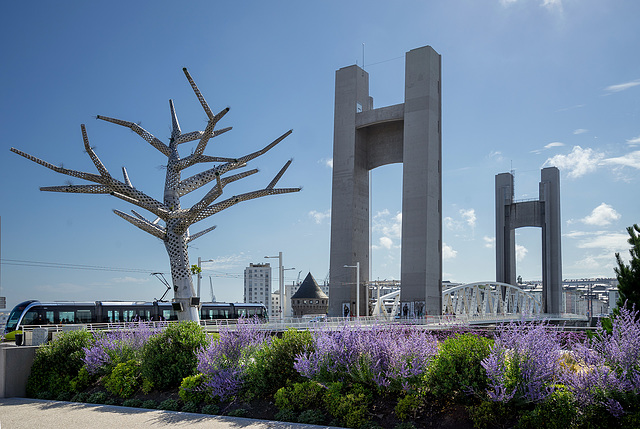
[1,0,638,311]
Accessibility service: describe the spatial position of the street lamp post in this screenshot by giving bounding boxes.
[197,257,215,300]
[265,252,284,322]
[344,262,360,317]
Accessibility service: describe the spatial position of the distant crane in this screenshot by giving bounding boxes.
[209,277,216,302]
[296,270,302,285]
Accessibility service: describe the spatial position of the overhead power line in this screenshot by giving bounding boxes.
[0,258,162,274]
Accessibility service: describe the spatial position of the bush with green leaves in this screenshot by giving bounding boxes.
[141,399,157,409]
[323,382,373,429]
[181,402,200,413]
[103,359,141,398]
[467,400,517,429]
[298,409,326,425]
[201,404,220,415]
[140,321,206,390]
[243,329,313,398]
[395,394,422,421]
[426,333,493,400]
[227,408,248,417]
[274,408,297,423]
[157,399,181,411]
[179,373,212,404]
[122,398,143,408]
[87,391,109,404]
[26,330,94,397]
[516,389,578,429]
[274,380,324,412]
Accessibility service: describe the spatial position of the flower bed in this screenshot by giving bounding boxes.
[25,309,640,428]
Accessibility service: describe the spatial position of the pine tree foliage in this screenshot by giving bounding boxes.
[615,224,640,310]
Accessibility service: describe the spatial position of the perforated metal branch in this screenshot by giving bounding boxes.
[11,68,300,323]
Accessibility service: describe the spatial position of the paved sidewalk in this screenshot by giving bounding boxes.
[0,398,340,429]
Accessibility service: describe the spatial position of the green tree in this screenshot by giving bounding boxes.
[615,224,640,310]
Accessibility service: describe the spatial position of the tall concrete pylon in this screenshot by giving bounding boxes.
[329,46,442,317]
[495,167,563,314]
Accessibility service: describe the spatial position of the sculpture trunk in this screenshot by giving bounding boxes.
[165,220,199,322]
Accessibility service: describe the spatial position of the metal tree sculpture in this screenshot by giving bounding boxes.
[11,68,300,322]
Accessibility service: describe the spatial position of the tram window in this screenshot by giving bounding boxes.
[59,311,74,323]
[122,310,134,322]
[22,310,39,325]
[77,310,92,323]
[45,311,55,324]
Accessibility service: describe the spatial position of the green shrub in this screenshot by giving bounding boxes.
[122,398,143,408]
[70,366,96,393]
[140,322,206,391]
[323,382,373,429]
[35,390,54,400]
[71,392,89,403]
[243,329,313,398]
[55,391,73,402]
[274,408,297,422]
[516,390,577,429]
[141,399,157,409]
[298,409,326,425]
[181,402,200,413]
[274,380,325,411]
[179,373,211,404]
[87,391,109,404]
[393,423,416,429]
[157,399,180,411]
[395,394,422,421]
[227,408,248,418]
[103,359,141,398]
[468,400,515,429]
[201,404,220,415]
[26,330,94,397]
[104,397,120,406]
[427,333,493,400]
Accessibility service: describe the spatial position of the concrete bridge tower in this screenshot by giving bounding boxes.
[328,46,442,317]
[495,167,563,314]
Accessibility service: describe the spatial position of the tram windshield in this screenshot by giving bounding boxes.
[4,300,36,332]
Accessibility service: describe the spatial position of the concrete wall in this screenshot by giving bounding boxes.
[0,344,38,398]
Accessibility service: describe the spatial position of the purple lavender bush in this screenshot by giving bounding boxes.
[82,321,160,375]
[482,320,564,403]
[562,306,640,416]
[196,318,269,400]
[294,323,438,393]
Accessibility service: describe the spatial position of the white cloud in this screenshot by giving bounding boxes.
[533,141,565,154]
[309,210,330,224]
[379,236,393,249]
[483,236,496,249]
[443,243,457,260]
[320,158,333,169]
[543,145,605,178]
[515,244,528,262]
[604,79,640,94]
[627,136,640,146]
[573,129,588,135]
[545,142,565,149]
[576,232,629,251]
[460,209,476,228]
[603,150,640,170]
[488,150,504,162]
[581,203,621,226]
[542,0,563,12]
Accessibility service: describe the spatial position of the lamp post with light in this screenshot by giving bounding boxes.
[344,262,360,317]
